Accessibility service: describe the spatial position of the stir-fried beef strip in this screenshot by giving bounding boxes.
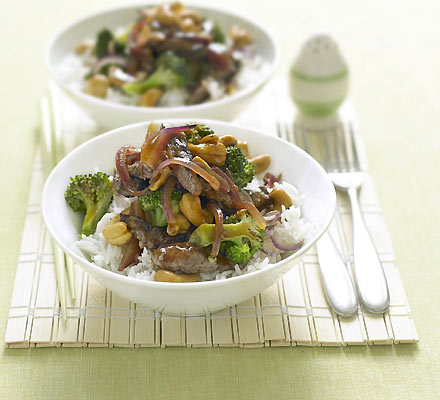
[167,135,202,195]
[126,160,153,180]
[151,242,231,274]
[156,33,211,57]
[200,181,233,209]
[248,187,270,211]
[113,175,148,197]
[120,214,190,249]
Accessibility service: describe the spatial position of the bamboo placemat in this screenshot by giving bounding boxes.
[5,79,418,348]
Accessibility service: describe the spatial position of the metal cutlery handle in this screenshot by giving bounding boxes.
[316,231,358,317]
[347,187,390,313]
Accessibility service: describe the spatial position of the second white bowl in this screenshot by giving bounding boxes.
[46,2,279,129]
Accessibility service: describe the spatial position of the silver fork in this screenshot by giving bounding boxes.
[322,122,390,314]
[277,123,358,317]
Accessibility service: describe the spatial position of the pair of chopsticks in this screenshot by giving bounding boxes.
[39,82,75,322]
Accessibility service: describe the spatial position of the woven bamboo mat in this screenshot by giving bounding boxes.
[5,79,418,348]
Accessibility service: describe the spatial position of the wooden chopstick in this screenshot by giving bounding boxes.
[39,94,72,322]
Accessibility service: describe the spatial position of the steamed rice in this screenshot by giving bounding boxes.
[75,178,314,282]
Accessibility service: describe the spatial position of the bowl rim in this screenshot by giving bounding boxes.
[46,1,280,113]
[42,118,336,291]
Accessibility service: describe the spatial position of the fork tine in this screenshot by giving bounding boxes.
[323,124,332,171]
[299,124,311,154]
[276,121,285,140]
[292,123,300,146]
[286,122,295,144]
[348,122,361,170]
[330,124,340,172]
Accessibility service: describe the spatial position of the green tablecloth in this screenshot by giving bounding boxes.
[1,0,439,398]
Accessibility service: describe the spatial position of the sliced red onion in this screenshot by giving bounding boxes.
[264,228,274,238]
[200,165,229,193]
[118,236,141,271]
[263,172,280,189]
[162,177,177,224]
[207,202,224,258]
[115,146,135,185]
[126,150,141,165]
[264,210,281,226]
[152,157,220,191]
[141,125,197,168]
[130,200,145,220]
[92,56,126,75]
[129,17,147,47]
[210,167,232,193]
[241,201,267,229]
[261,248,277,257]
[271,236,304,252]
[115,146,149,196]
[216,168,266,229]
[126,187,150,197]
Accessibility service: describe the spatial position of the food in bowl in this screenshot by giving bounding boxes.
[57,2,268,108]
[67,122,312,282]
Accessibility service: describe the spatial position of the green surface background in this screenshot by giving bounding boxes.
[1,0,439,399]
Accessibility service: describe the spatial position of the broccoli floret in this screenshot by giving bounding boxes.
[212,21,226,43]
[138,189,182,226]
[64,172,113,236]
[219,241,253,265]
[185,123,215,144]
[123,52,188,95]
[224,145,255,189]
[95,28,113,59]
[189,211,264,264]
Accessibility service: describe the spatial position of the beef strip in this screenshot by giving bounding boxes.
[200,181,233,208]
[151,242,231,274]
[206,43,238,82]
[112,174,148,197]
[248,188,270,211]
[167,135,202,195]
[156,32,211,57]
[126,160,153,180]
[120,214,189,249]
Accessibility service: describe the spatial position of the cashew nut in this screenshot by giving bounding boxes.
[249,154,271,174]
[139,88,163,107]
[188,143,226,166]
[200,134,219,144]
[179,193,204,226]
[167,213,191,236]
[229,25,252,47]
[84,74,110,98]
[154,269,199,283]
[75,40,93,55]
[269,189,293,211]
[237,141,249,158]
[103,222,132,246]
[149,166,172,190]
[219,135,238,146]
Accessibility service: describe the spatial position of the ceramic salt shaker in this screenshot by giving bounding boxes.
[289,34,348,117]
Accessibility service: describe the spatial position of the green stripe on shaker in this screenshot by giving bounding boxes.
[290,69,348,83]
[294,99,344,117]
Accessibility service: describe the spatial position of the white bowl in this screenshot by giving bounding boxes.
[46,2,279,129]
[42,120,335,315]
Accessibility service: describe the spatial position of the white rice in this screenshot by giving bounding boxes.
[75,178,314,282]
[56,46,268,107]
